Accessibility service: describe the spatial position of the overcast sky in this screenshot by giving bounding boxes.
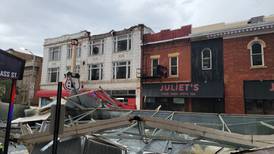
[0,0,274,56]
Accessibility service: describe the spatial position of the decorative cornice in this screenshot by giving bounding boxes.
[191,22,274,39]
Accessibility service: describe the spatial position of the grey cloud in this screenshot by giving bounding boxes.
[0,0,273,55]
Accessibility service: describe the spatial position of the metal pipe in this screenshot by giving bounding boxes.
[3,80,16,154]
[52,82,62,154]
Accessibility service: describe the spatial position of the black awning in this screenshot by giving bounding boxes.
[244,80,274,100]
[142,81,224,98]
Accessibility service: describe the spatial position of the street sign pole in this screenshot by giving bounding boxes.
[52,82,62,154]
[3,80,16,154]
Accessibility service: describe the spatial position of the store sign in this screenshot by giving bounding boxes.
[244,80,274,100]
[143,81,224,98]
[63,72,80,91]
[0,49,25,80]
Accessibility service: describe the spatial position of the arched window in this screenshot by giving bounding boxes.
[247,37,266,67]
[201,48,212,70]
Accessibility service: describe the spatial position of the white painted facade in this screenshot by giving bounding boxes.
[40,25,153,109]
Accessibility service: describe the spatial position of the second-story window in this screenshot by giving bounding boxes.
[251,43,264,67]
[49,46,61,61]
[47,67,59,83]
[151,58,159,76]
[77,43,81,57]
[114,34,131,52]
[201,48,212,70]
[67,44,81,59]
[90,39,104,56]
[113,61,131,79]
[169,56,178,76]
[88,64,103,80]
[247,37,266,68]
[67,45,72,59]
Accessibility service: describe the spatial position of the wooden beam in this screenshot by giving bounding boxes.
[142,116,274,148]
[18,116,131,144]
[17,115,274,148]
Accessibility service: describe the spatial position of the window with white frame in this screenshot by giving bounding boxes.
[49,46,61,61]
[169,56,178,76]
[250,43,264,67]
[151,58,159,76]
[67,44,81,59]
[67,45,72,59]
[90,39,104,56]
[113,61,131,79]
[201,48,212,70]
[47,67,59,83]
[247,37,266,67]
[88,64,103,80]
[77,43,81,57]
[114,34,131,52]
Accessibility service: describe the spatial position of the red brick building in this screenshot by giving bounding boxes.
[142,16,274,114]
[141,25,192,111]
[224,31,274,114]
[191,15,274,114]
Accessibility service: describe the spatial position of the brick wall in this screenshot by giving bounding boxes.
[144,25,191,43]
[142,39,191,82]
[223,33,274,113]
[142,25,191,83]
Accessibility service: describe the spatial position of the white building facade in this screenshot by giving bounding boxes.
[40,25,153,109]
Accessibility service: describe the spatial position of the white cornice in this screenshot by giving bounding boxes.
[191,22,274,39]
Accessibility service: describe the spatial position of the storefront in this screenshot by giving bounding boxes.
[142,81,224,112]
[105,90,136,107]
[244,80,274,114]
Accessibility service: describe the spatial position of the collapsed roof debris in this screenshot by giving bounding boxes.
[2,90,274,153]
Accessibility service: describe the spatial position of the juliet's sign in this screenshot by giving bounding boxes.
[143,81,224,98]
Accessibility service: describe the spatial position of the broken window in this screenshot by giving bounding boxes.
[90,39,104,56]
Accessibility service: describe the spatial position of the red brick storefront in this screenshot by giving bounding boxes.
[141,25,192,111]
[224,33,274,114]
